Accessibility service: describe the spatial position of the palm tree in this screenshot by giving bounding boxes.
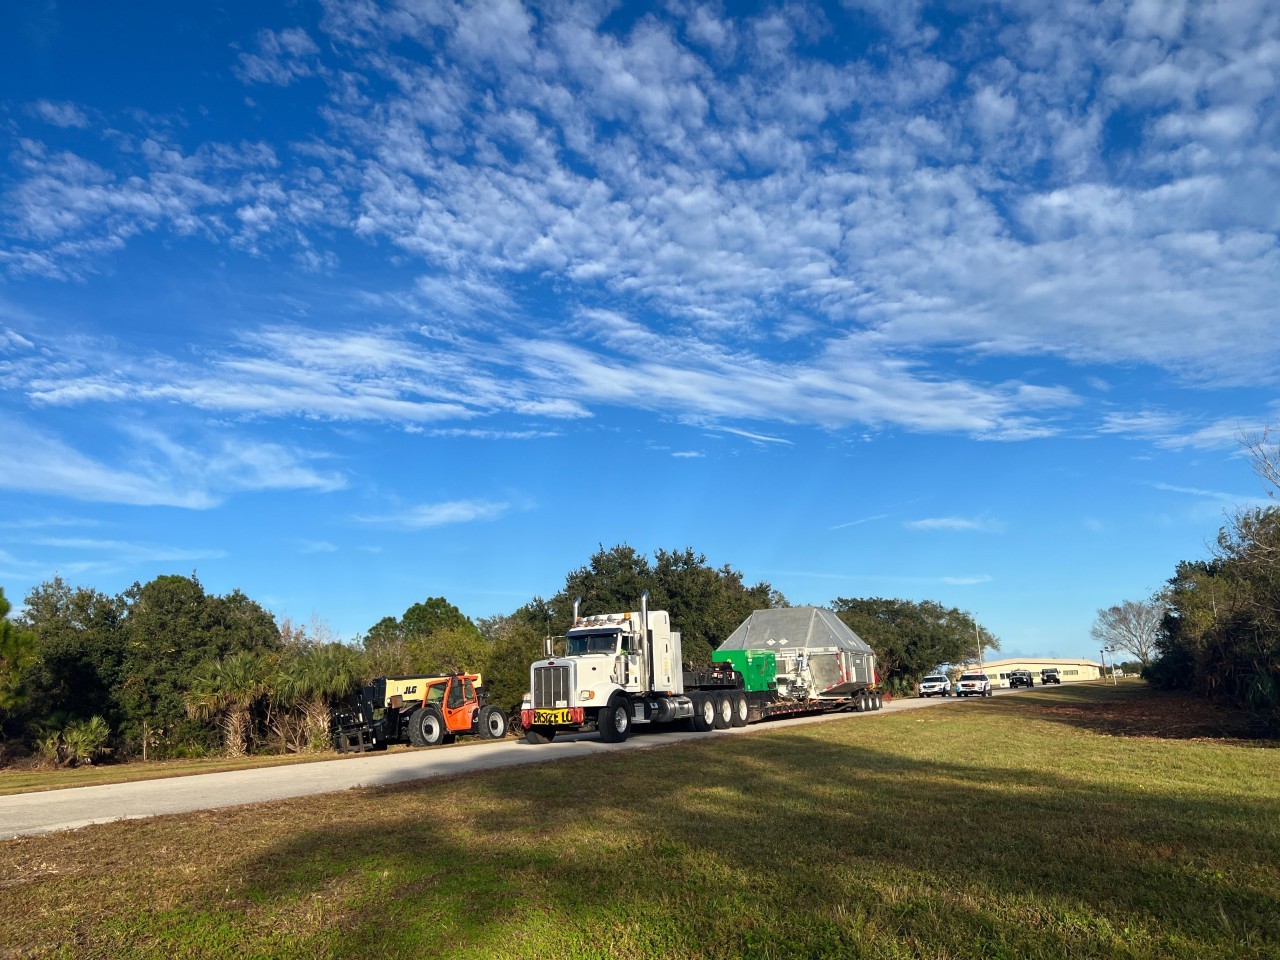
[185,650,271,757]
[61,716,112,765]
[277,643,364,751]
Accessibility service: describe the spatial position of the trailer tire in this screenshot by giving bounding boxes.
[525,725,556,744]
[875,694,884,710]
[598,696,632,743]
[409,706,447,747]
[731,692,749,727]
[478,705,507,739]
[714,692,733,729]
[691,693,716,732]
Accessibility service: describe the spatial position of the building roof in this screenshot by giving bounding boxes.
[974,657,1104,669]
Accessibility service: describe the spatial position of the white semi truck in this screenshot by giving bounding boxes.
[519,593,882,744]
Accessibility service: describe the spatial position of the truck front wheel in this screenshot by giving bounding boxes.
[525,725,556,744]
[598,696,632,743]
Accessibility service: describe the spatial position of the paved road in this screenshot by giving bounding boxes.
[0,691,1010,839]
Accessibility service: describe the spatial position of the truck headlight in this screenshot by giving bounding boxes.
[579,690,596,701]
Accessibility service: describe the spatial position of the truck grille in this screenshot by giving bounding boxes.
[532,664,571,708]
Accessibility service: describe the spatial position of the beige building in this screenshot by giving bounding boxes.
[956,657,1104,688]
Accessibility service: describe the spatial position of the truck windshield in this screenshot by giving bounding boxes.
[566,632,620,655]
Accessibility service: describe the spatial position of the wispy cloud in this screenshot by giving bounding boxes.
[29,99,89,128]
[1,1,1277,473]
[30,537,226,565]
[1099,411,1264,451]
[233,28,322,86]
[0,416,344,508]
[830,513,891,530]
[905,516,1005,533]
[354,499,511,529]
[942,574,993,586]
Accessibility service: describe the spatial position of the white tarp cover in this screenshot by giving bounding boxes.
[717,606,874,655]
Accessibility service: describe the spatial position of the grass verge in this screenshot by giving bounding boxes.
[0,745,428,797]
[2,682,1277,959]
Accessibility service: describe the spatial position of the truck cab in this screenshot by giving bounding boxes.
[522,593,692,743]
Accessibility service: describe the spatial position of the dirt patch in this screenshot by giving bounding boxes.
[1027,688,1277,745]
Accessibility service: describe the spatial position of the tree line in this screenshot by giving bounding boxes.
[1093,427,1280,726]
[0,545,996,763]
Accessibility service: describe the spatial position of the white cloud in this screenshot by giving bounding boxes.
[355,499,511,528]
[2,0,1278,427]
[30,99,89,128]
[30,537,226,564]
[0,415,343,507]
[234,28,322,85]
[1099,410,1267,451]
[905,517,1005,533]
[830,513,891,530]
[0,417,216,508]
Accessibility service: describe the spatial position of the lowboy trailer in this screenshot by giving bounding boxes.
[520,594,882,744]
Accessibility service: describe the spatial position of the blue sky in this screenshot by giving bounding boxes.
[2,0,1277,659]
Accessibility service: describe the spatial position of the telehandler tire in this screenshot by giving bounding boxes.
[410,705,448,746]
[478,704,508,739]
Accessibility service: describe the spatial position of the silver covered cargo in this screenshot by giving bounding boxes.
[717,606,877,699]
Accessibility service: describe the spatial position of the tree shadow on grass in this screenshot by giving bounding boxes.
[988,683,1278,745]
[200,723,1280,960]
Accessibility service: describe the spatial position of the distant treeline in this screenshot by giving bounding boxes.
[1146,503,1280,724]
[1111,428,1280,727]
[0,545,996,762]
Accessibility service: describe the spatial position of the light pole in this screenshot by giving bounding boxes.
[1103,646,1117,684]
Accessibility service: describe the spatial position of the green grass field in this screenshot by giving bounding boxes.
[2,682,1277,959]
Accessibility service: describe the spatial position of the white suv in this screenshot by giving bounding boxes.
[918,675,952,697]
[955,673,993,697]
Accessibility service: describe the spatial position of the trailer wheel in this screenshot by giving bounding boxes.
[478,705,507,739]
[714,693,733,729]
[691,693,716,732]
[525,725,556,744]
[410,706,448,746]
[875,694,884,710]
[731,692,749,727]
